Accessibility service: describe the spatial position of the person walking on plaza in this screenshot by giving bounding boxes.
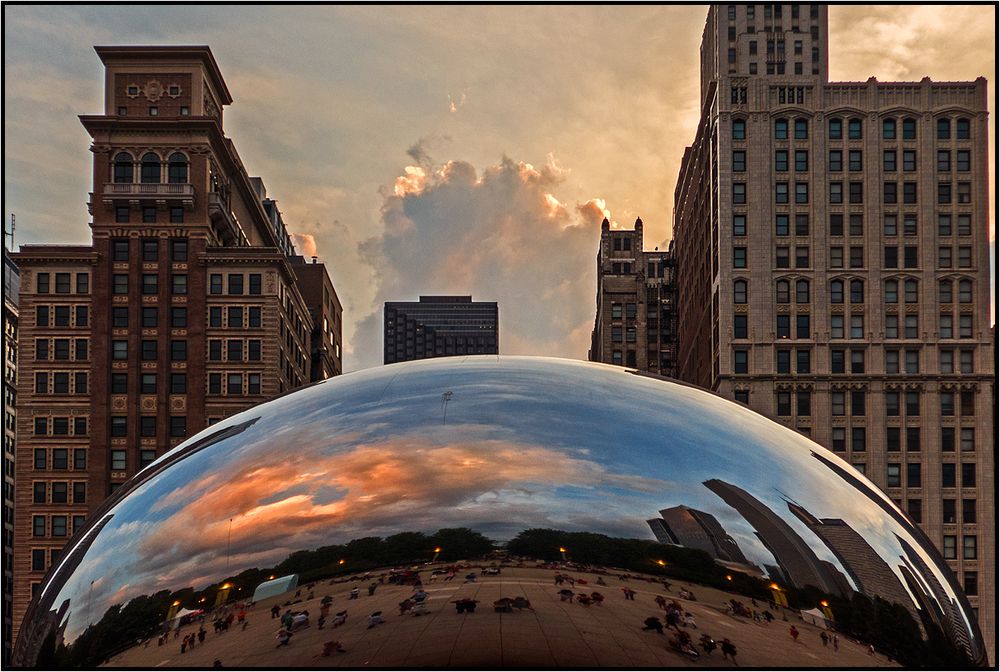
[820,631,829,647]
[832,633,840,651]
[789,625,800,642]
[622,587,636,600]
[349,587,360,600]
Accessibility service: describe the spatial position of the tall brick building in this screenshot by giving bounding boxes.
[672,4,994,656]
[10,45,342,638]
[589,217,677,378]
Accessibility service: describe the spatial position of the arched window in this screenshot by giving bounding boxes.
[937,118,951,140]
[113,152,133,183]
[732,118,746,141]
[167,153,188,184]
[848,117,863,140]
[795,279,810,304]
[958,279,972,303]
[885,279,899,304]
[902,117,917,140]
[938,279,952,303]
[734,280,748,304]
[140,153,161,184]
[794,117,808,140]
[903,279,918,303]
[776,280,790,304]
[774,118,789,140]
[828,117,842,140]
[830,279,844,304]
[850,279,864,303]
[882,118,896,140]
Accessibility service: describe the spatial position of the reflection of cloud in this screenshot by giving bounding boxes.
[84,423,671,617]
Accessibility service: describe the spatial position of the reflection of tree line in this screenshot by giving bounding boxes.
[34,527,968,669]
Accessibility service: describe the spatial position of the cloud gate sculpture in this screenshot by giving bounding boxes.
[13,357,985,667]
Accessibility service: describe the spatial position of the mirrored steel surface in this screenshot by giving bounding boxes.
[14,357,985,667]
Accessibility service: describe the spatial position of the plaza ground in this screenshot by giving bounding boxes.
[106,566,897,668]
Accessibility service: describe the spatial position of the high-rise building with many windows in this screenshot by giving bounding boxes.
[3,246,20,665]
[10,45,342,640]
[672,4,994,657]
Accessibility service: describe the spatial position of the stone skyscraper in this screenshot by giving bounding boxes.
[589,218,677,377]
[673,4,994,655]
[10,46,342,639]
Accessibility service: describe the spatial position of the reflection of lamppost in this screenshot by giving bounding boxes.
[226,517,234,571]
[725,575,733,582]
[559,547,567,562]
[88,579,95,626]
[441,391,453,425]
[655,559,666,567]
[432,547,442,563]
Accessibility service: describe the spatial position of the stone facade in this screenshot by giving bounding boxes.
[10,46,341,640]
[673,5,995,658]
[589,218,677,378]
[2,248,19,665]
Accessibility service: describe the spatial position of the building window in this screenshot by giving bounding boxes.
[795,182,809,204]
[141,339,157,361]
[732,119,746,140]
[774,118,788,140]
[141,273,158,295]
[882,119,896,140]
[776,392,791,416]
[733,314,748,339]
[776,150,789,172]
[733,183,746,204]
[848,150,862,171]
[963,536,977,560]
[732,151,746,172]
[171,306,188,328]
[228,274,244,295]
[170,416,187,437]
[111,449,127,470]
[829,182,843,203]
[956,118,970,139]
[887,463,901,487]
[112,340,128,360]
[937,117,951,139]
[170,340,187,361]
[140,152,161,183]
[170,373,187,394]
[227,373,243,395]
[733,214,746,236]
[848,118,862,139]
[734,281,748,305]
[851,427,866,452]
[210,274,223,295]
[796,349,810,374]
[793,118,808,140]
[733,350,748,374]
[167,153,188,183]
[733,247,747,268]
[113,152,134,183]
[172,274,188,295]
[828,117,842,140]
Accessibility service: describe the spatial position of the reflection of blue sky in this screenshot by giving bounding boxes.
[39,357,976,653]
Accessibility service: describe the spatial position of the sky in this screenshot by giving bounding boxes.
[3,4,996,371]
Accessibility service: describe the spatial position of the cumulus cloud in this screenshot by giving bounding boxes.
[289,232,318,258]
[354,151,608,368]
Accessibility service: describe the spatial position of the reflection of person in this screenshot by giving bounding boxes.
[622,588,636,600]
[642,616,664,634]
[349,587,360,600]
[721,638,738,663]
[832,633,839,651]
[368,582,378,596]
[820,631,829,647]
[275,629,292,647]
[789,625,799,642]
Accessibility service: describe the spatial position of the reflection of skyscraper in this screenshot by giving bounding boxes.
[649,505,749,565]
[787,501,918,624]
[646,518,673,545]
[703,479,839,595]
[896,534,974,662]
[811,450,983,665]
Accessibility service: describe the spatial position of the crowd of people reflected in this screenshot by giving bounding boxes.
[13,357,985,667]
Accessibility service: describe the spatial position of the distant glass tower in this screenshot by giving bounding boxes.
[383,296,498,364]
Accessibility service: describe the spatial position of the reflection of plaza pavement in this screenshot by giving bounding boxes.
[105,568,898,668]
